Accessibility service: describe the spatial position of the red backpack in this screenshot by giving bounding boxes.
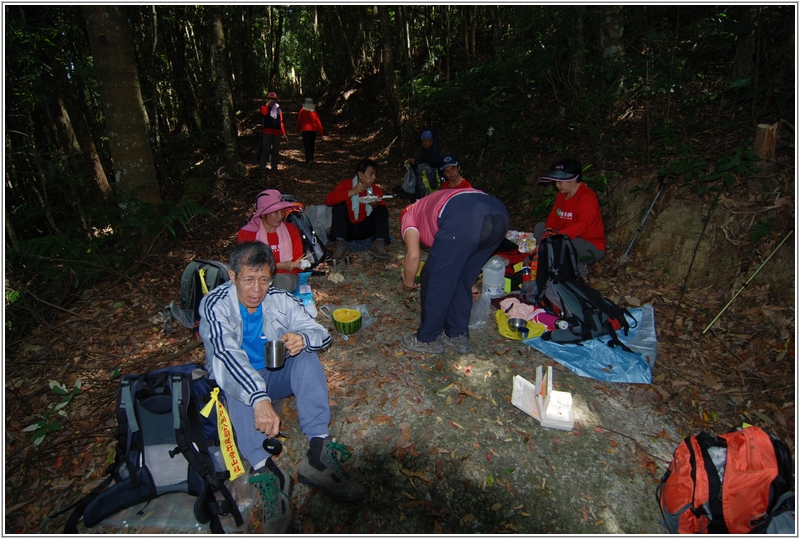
[656,425,793,534]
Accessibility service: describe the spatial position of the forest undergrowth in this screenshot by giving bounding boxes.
[4,92,794,533]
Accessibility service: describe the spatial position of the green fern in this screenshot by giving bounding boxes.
[750,221,774,246]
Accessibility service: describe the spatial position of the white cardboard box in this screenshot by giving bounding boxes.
[511,366,574,431]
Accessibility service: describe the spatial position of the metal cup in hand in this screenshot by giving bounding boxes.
[265,340,286,370]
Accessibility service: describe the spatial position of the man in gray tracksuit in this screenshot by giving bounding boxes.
[199,241,364,533]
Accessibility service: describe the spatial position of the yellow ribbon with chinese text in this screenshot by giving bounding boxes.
[200,387,244,480]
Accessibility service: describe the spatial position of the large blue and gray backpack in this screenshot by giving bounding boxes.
[535,234,636,350]
[165,259,231,335]
[64,364,244,533]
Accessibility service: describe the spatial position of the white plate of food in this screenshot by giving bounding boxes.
[359,195,393,203]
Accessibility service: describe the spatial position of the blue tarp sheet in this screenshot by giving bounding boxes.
[523,306,657,384]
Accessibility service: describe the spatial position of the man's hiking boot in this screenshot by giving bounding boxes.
[332,239,349,261]
[250,458,293,533]
[401,333,445,354]
[369,239,389,260]
[298,437,366,502]
[441,332,471,354]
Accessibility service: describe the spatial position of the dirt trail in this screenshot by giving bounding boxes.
[8,106,682,534]
[208,112,683,533]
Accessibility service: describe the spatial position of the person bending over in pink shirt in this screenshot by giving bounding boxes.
[399,188,509,355]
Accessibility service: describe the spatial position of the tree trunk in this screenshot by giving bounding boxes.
[470,6,477,59]
[445,6,451,80]
[732,6,757,78]
[52,94,112,204]
[490,6,501,62]
[463,6,470,61]
[334,8,356,71]
[399,6,413,79]
[160,7,202,132]
[378,6,400,134]
[572,6,586,88]
[598,5,625,93]
[82,5,161,204]
[269,7,283,90]
[211,7,243,170]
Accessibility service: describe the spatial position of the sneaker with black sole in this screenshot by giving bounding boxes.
[441,332,471,354]
[332,239,349,261]
[369,239,389,260]
[298,436,366,502]
[250,458,293,533]
[400,333,445,354]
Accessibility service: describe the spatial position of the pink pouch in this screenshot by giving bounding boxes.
[530,309,558,331]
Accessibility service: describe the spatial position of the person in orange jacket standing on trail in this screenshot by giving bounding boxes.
[296,98,324,169]
[259,91,287,172]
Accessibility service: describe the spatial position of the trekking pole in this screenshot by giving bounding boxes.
[479,126,495,160]
[612,179,666,277]
[701,228,793,335]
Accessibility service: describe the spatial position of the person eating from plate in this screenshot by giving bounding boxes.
[325,158,392,261]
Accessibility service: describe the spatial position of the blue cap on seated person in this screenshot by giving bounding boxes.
[539,166,581,182]
[421,130,433,141]
[440,154,459,171]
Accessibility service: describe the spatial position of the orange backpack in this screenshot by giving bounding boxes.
[656,425,793,534]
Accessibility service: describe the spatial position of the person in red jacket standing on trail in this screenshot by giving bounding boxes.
[296,98,324,169]
[259,91,287,172]
[534,158,606,277]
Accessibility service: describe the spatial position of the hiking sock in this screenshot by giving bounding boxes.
[307,436,329,471]
[264,458,288,491]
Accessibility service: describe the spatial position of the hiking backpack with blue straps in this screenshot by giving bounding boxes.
[64,364,244,533]
[535,234,637,350]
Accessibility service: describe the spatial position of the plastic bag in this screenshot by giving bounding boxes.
[401,162,416,194]
[94,471,255,533]
[626,303,657,364]
[483,255,510,271]
[495,309,546,340]
[319,304,377,333]
[468,292,491,329]
[292,272,317,318]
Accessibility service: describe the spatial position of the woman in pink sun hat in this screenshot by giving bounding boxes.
[238,189,307,292]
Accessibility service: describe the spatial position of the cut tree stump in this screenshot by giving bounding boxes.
[754,122,779,162]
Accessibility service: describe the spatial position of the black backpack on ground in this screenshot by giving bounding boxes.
[535,234,637,350]
[281,194,331,268]
[165,259,231,336]
[64,364,244,534]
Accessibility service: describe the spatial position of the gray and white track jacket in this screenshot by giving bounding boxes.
[198,281,331,407]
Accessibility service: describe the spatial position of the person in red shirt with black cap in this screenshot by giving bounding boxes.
[259,91,287,172]
[439,154,473,190]
[534,158,606,276]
